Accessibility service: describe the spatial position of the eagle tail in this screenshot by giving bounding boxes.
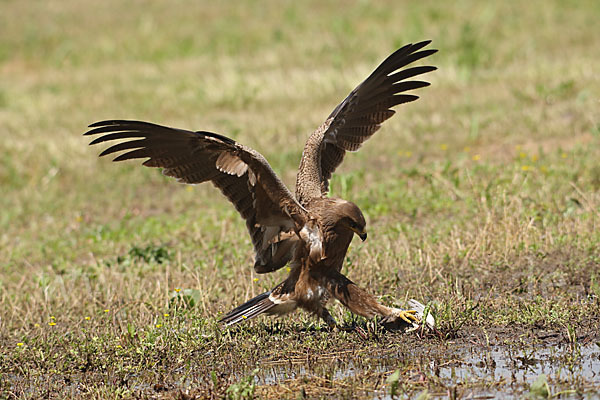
[219,291,276,326]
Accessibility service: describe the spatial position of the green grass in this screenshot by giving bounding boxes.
[1,0,600,398]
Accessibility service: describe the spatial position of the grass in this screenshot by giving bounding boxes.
[1,0,600,398]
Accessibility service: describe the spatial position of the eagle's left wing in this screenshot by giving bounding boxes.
[295,41,437,204]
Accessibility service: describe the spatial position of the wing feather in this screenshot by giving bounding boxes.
[86,120,307,273]
[295,41,437,202]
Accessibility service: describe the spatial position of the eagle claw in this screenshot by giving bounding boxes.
[380,309,420,331]
[397,309,419,323]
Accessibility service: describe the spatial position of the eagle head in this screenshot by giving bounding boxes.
[332,200,367,241]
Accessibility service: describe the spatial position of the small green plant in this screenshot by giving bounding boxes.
[525,374,549,399]
[386,369,401,398]
[226,368,258,400]
[169,288,202,309]
[123,244,171,264]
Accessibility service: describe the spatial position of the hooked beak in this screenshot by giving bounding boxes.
[359,231,367,242]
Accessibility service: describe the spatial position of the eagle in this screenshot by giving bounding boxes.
[85,40,437,330]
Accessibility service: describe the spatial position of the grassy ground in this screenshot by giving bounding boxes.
[1,0,600,398]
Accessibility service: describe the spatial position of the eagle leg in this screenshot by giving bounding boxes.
[320,269,422,330]
[318,307,338,329]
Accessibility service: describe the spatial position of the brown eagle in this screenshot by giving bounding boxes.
[85,41,436,329]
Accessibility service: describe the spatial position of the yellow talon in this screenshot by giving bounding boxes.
[398,309,419,324]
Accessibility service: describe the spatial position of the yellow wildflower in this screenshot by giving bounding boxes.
[17,342,24,347]
[472,154,481,161]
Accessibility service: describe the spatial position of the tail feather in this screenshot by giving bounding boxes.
[220,291,276,326]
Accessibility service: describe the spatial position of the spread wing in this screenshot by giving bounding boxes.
[295,40,437,204]
[85,120,308,273]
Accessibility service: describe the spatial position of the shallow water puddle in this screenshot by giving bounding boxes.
[436,344,599,383]
[258,343,600,398]
[431,343,600,397]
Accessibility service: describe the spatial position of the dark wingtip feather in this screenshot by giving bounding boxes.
[412,48,438,60]
[97,139,147,157]
[88,131,151,146]
[112,150,147,162]
[409,40,433,52]
[87,120,121,129]
[88,136,106,145]
[85,120,125,136]
[87,121,107,129]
